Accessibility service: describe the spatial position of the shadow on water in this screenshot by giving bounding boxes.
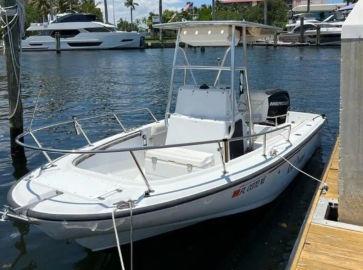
[9,222,33,270]
[11,145,28,180]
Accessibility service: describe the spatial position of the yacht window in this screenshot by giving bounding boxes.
[84,27,113,32]
[54,14,97,23]
[27,30,52,36]
[51,30,80,38]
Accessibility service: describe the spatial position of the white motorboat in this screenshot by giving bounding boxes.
[22,13,143,51]
[2,21,325,251]
[281,4,354,45]
[280,21,342,45]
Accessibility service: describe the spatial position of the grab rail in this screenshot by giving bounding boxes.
[17,123,292,156]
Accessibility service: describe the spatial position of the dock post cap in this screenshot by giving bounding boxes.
[342,0,363,40]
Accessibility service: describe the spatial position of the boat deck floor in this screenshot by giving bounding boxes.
[288,139,363,270]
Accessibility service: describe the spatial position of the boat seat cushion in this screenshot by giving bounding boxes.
[166,114,228,144]
[145,147,215,179]
[146,147,214,168]
[165,114,228,155]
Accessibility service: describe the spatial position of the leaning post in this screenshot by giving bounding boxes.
[339,1,363,226]
[2,0,26,163]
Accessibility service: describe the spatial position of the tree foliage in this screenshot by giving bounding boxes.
[124,0,138,23]
[145,1,287,31]
[25,0,102,26]
[215,0,288,27]
[117,18,138,31]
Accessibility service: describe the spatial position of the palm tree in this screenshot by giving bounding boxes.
[34,0,51,22]
[264,0,267,24]
[124,0,138,23]
[212,0,215,20]
[159,0,162,41]
[55,0,69,13]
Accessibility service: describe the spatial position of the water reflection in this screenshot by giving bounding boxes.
[10,222,32,269]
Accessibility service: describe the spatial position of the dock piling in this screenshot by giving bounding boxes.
[273,32,278,47]
[55,31,61,53]
[2,0,26,163]
[316,25,321,46]
[299,17,305,44]
[339,0,363,226]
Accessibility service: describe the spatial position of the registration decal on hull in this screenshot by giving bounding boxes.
[232,176,266,198]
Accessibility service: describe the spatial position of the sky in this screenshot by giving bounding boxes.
[99,0,346,24]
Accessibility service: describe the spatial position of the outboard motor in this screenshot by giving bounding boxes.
[248,89,290,126]
[266,90,290,125]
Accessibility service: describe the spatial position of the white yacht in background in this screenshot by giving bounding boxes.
[2,21,325,251]
[281,21,342,45]
[280,3,354,45]
[22,13,144,51]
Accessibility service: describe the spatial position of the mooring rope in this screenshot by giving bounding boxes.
[0,0,25,119]
[270,149,328,193]
[112,201,135,270]
[275,153,323,184]
[112,208,126,270]
[129,201,134,270]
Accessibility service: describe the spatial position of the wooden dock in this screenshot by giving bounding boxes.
[287,140,363,270]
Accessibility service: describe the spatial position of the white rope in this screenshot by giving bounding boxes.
[29,86,43,130]
[112,201,135,270]
[0,0,24,119]
[129,201,134,270]
[112,208,126,270]
[272,151,323,184]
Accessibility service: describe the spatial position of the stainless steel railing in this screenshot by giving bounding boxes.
[15,108,294,196]
[17,122,292,156]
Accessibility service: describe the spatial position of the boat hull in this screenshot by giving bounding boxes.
[21,32,144,51]
[279,32,341,45]
[30,127,321,251]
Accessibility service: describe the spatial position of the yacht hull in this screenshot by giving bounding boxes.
[21,126,321,251]
[22,32,143,51]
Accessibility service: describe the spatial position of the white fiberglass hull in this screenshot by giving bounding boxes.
[66,130,320,251]
[8,113,323,251]
[22,31,143,51]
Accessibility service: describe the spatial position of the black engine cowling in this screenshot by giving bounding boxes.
[266,89,290,125]
[249,89,290,126]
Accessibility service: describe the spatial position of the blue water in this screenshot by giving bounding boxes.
[0,47,340,269]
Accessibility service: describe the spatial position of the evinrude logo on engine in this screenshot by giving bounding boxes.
[270,101,289,106]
